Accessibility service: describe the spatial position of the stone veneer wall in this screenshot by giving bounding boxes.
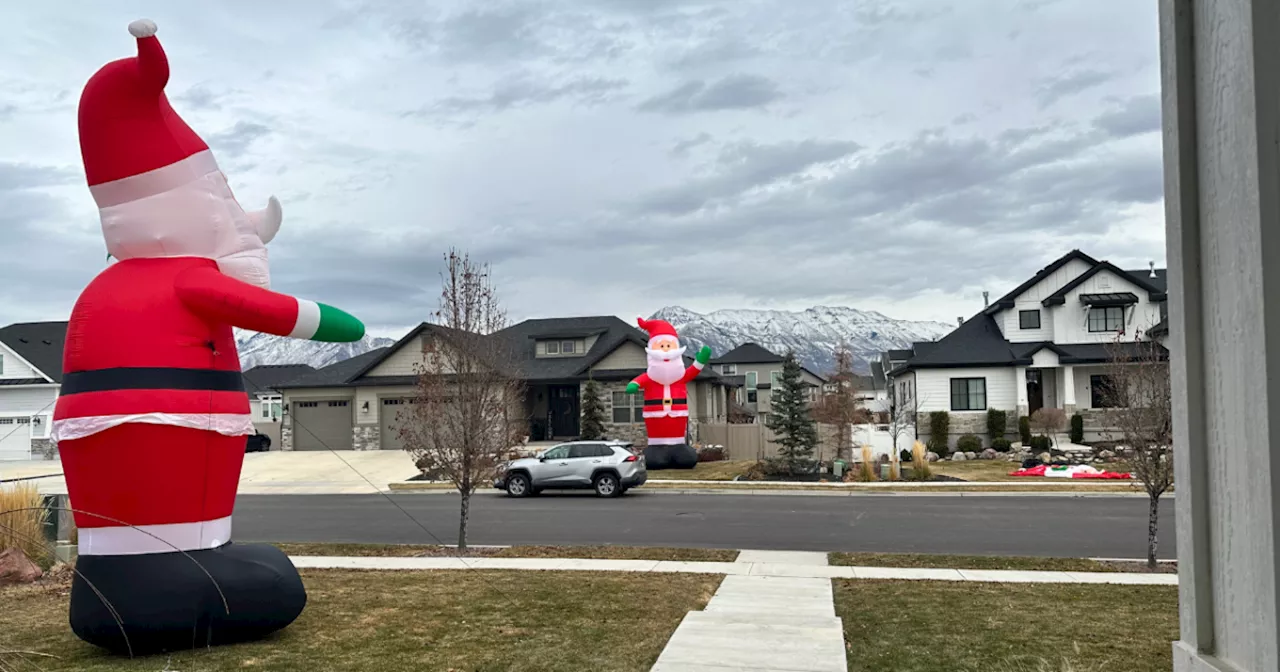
[588,380,649,446]
[353,425,380,451]
[281,411,293,451]
[914,410,1011,449]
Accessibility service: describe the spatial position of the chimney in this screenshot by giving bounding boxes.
[982,291,989,307]
[1149,261,1157,278]
[957,316,964,327]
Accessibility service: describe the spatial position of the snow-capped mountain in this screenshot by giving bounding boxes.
[235,329,396,370]
[649,305,954,375]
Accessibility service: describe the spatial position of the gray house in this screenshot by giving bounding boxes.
[709,343,826,423]
[273,316,735,451]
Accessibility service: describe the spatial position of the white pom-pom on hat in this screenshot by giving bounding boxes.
[128,19,158,38]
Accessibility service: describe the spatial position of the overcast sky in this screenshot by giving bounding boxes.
[1,0,1164,338]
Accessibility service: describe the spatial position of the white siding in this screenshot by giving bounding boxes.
[1071,365,1113,410]
[367,336,424,376]
[0,343,45,380]
[1003,303,1055,342]
[914,367,1018,413]
[592,342,647,371]
[1052,270,1163,344]
[0,387,58,414]
[356,385,416,424]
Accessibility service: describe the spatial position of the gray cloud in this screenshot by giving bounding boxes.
[206,121,272,160]
[670,132,714,157]
[637,74,783,114]
[422,74,629,115]
[174,84,222,111]
[1037,69,1114,107]
[1093,93,1162,137]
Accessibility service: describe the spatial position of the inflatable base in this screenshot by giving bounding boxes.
[644,443,697,470]
[70,542,306,655]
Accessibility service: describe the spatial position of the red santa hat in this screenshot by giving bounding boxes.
[637,317,679,348]
[78,19,213,204]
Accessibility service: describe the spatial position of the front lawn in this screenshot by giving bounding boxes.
[0,569,719,671]
[828,552,1175,573]
[835,580,1177,671]
[647,460,756,480]
[273,542,738,562]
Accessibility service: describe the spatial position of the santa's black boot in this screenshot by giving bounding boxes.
[70,542,307,655]
[669,443,698,469]
[643,444,672,470]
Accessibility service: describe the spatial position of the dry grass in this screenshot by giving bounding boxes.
[828,552,1175,573]
[0,569,720,671]
[0,482,52,568]
[647,460,756,480]
[273,542,738,562]
[910,440,933,481]
[835,580,1177,671]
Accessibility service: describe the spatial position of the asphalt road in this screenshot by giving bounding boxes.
[233,491,1177,559]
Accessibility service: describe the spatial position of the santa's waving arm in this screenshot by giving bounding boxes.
[626,372,652,394]
[174,265,364,341]
[679,346,713,384]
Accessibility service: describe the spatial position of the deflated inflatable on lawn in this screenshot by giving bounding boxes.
[625,318,712,470]
[53,19,364,655]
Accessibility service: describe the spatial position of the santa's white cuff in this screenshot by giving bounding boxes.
[290,299,321,338]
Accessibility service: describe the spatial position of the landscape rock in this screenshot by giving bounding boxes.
[980,448,998,460]
[0,547,43,586]
[951,452,968,461]
[1099,449,1116,460]
[965,451,978,460]
[926,451,939,463]
[1038,452,1052,463]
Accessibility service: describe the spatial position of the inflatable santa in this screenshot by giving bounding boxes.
[53,19,365,655]
[626,318,712,469]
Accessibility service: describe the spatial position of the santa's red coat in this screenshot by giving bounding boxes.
[630,361,705,442]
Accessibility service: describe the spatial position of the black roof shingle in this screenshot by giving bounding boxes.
[242,364,317,395]
[711,342,784,364]
[0,321,68,382]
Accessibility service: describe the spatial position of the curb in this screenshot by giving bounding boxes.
[383,485,1163,498]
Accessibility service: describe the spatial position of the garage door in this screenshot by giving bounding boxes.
[292,400,353,451]
[379,398,417,451]
[0,417,32,461]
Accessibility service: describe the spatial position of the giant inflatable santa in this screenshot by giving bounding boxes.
[626,318,712,469]
[53,19,365,654]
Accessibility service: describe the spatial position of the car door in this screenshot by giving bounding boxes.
[532,445,574,485]
[567,444,607,485]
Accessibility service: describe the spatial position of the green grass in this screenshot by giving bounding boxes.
[647,460,756,480]
[827,552,1156,573]
[0,569,720,671]
[272,542,738,562]
[835,580,1177,671]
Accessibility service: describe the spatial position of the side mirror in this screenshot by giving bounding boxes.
[538,456,547,462]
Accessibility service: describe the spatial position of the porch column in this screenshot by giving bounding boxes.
[1162,0,1280,668]
[1014,366,1028,418]
[1061,365,1076,415]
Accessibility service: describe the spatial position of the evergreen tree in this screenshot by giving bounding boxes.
[765,351,819,475]
[580,378,607,440]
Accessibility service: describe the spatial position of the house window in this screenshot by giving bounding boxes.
[1019,310,1041,329]
[1091,374,1120,408]
[721,364,737,375]
[745,371,757,388]
[546,341,560,355]
[562,341,575,354]
[747,390,757,403]
[770,370,782,386]
[950,378,987,411]
[611,391,644,424]
[1088,306,1125,332]
[0,354,4,374]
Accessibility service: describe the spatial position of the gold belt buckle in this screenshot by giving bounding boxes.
[663,398,673,406]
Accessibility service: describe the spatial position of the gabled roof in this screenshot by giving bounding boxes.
[885,349,913,360]
[1125,268,1167,293]
[890,314,1021,374]
[0,321,67,383]
[242,364,316,396]
[983,250,1101,315]
[1041,261,1165,306]
[712,342,784,364]
[275,348,389,389]
[870,361,886,388]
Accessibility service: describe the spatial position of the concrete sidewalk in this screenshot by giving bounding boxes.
[288,554,1179,585]
[651,550,847,671]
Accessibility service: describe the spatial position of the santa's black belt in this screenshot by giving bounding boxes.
[644,398,687,406]
[61,367,246,395]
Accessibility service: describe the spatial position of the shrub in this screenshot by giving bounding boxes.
[697,446,727,462]
[927,411,950,456]
[991,438,1012,452]
[986,409,1008,441]
[910,440,933,481]
[857,445,876,482]
[956,434,983,453]
[0,483,52,568]
[1029,435,1053,453]
[1069,413,1085,444]
[899,448,913,463]
[1019,415,1033,444]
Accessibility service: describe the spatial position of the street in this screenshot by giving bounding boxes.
[233,491,1177,559]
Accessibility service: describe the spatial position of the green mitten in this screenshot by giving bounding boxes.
[696,345,712,365]
[626,381,640,394]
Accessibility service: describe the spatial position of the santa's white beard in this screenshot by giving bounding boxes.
[646,345,687,385]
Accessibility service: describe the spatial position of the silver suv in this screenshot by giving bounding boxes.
[495,441,647,498]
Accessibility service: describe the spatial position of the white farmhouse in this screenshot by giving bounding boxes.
[884,250,1167,447]
[0,322,65,460]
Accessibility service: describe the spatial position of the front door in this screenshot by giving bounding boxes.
[549,385,580,438]
[1026,369,1044,416]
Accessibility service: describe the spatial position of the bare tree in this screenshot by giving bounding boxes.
[1030,407,1067,448]
[813,341,862,460]
[1100,333,1173,569]
[886,383,922,477]
[398,249,526,551]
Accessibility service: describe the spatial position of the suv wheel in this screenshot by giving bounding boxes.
[506,473,532,498]
[593,472,621,498]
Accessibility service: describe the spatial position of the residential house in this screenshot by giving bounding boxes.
[0,322,65,461]
[273,316,736,451]
[885,250,1168,447]
[242,364,315,448]
[710,343,827,424]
